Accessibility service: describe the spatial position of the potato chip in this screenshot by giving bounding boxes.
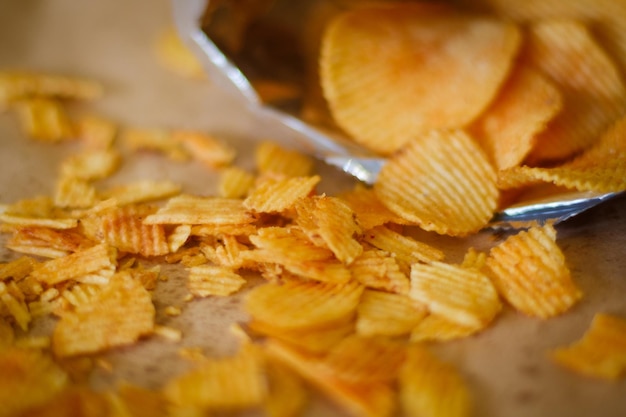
[54,175,98,209]
[266,339,396,417]
[485,224,582,318]
[470,66,562,170]
[374,129,498,236]
[187,265,246,297]
[218,166,256,198]
[460,247,487,271]
[75,114,117,149]
[144,195,256,225]
[551,313,626,380]
[168,224,191,253]
[109,382,168,417]
[163,347,267,410]
[244,176,321,214]
[244,280,363,331]
[200,235,252,270]
[12,97,74,142]
[0,212,72,230]
[263,358,309,417]
[256,141,315,177]
[410,261,501,328]
[7,226,92,259]
[0,318,14,348]
[399,345,471,417]
[362,225,445,274]
[19,386,109,417]
[60,149,121,181]
[321,4,521,154]
[173,130,236,169]
[30,243,117,286]
[0,256,38,282]
[155,26,206,80]
[122,128,189,161]
[52,271,155,357]
[410,314,484,342]
[58,283,101,311]
[339,185,410,230]
[524,20,626,162]
[356,289,427,337]
[0,281,31,330]
[190,223,259,237]
[99,180,181,206]
[0,348,68,417]
[350,249,409,294]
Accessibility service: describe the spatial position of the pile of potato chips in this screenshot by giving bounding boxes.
[1,1,626,416]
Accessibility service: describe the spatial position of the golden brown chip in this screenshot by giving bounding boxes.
[173,130,236,169]
[399,345,471,417]
[1,197,77,230]
[470,66,562,170]
[110,382,168,417]
[99,180,181,206]
[168,224,192,253]
[18,386,109,417]
[410,261,501,328]
[52,271,155,357]
[244,176,321,214]
[350,249,409,294]
[410,314,484,342]
[12,98,74,142]
[155,26,206,80]
[0,281,31,331]
[256,141,315,177]
[460,247,487,271]
[218,166,256,198]
[339,184,410,230]
[163,347,267,410]
[187,265,246,297]
[60,149,121,181]
[356,289,427,337]
[551,313,626,380]
[525,20,626,163]
[485,224,582,318]
[263,358,309,417]
[321,4,521,154]
[54,175,98,209]
[144,195,256,225]
[0,256,38,281]
[0,348,68,416]
[374,129,498,236]
[75,114,117,149]
[244,280,363,332]
[122,128,189,161]
[6,226,92,259]
[200,235,251,270]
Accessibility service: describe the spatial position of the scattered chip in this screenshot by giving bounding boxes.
[173,130,236,169]
[122,128,189,161]
[6,226,92,259]
[339,185,410,230]
[410,313,484,342]
[60,149,121,181]
[244,176,321,214]
[321,4,521,154]
[12,98,74,142]
[0,281,31,331]
[356,289,427,337]
[486,224,582,318]
[99,180,182,206]
[144,195,256,226]
[218,166,256,198]
[75,114,117,149]
[349,249,409,294]
[374,129,498,236]
[256,141,315,177]
[551,313,626,380]
[0,256,38,281]
[54,175,98,209]
[187,265,246,297]
[263,358,309,417]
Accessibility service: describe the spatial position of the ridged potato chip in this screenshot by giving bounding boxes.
[218,166,256,198]
[256,141,315,177]
[339,185,410,230]
[144,195,256,226]
[349,249,409,294]
[173,130,236,169]
[7,226,92,258]
[410,314,484,342]
[75,114,116,149]
[263,358,309,417]
[321,4,521,154]
[410,261,501,328]
[52,272,155,357]
[60,149,121,181]
[122,128,189,161]
[244,176,321,214]
[551,313,626,380]
[356,289,428,337]
[374,129,498,236]
[99,180,181,206]
[187,265,246,297]
[399,345,471,417]
[244,280,363,332]
[54,175,97,209]
[0,256,38,281]
[0,281,31,330]
[12,98,74,142]
[485,224,582,318]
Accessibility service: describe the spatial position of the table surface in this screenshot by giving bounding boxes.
[1,1,625,416]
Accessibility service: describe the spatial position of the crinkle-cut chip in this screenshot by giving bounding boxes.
[0,348,68,417]
[399,345,471,417]
[190,223,259,237]
[410,314,484,342]
[250,226,336,262]
[485,224,582,318]
[2,196,57,218]
[30,243,117,285]
[282,260,352,284]
[7,226,92,259]
[60,149,121,181]
[263,359,309,417]
[96,205,170,257]
[320,4,521,154]
[244,280,364,332]
[0,71,102,108]
[410,261,501,328]
[338,185,410,230]
[126,264,161,291]
[12,98,73,142]
[109,382,168,417]
[144,195,256,226]
[0,213,78,230]
[244,176,321,214]
[248,318,354,355]
[100,180,182,206]
[163,347,267,410]
[470,66,562,170]
[19,386,109,417]
[173,130,236,169]
[374,129,498,236]
[524,20,626,163]
[295,196,363,265]
[362,226,445,275]
[168,224,191,253]
[122,128,189,161]
[155,26,205,79]
[356,289,427,337]
[460,247,487,271]
[256,141,315,177]
[54,175,98,209]
[58,283,102,311]
[200,236,251,270]
[0,256,38,281]
[13,275,43,302]
[0,318,14,348]
[321,335,407,384]
[75,114,117,149]
[567,114,626,169]
[551,313,626,380]
[218,167,256,199]
[52,271,155,357]
[0,282,31,330]
[350,249,409,294]
[187,265,246,297]
[266,340,396,417]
